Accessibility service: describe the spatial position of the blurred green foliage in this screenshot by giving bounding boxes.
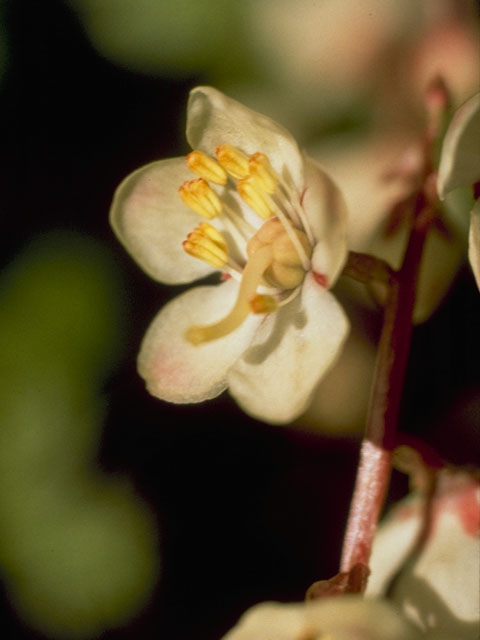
[67,0,252,79]
[0,232,159,638]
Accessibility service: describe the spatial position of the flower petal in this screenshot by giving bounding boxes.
[437,92,480,199]
[221,598,423,640]
[369,471,480,638]
[302,155,349,285]
[307,596,424,640]
[138,279,262,403]
[367,495,422,597]
[468,199,480,289]
[110,157,215,284]
[391,475,480,636]
[227,272,349,424]
[186,86,304,189]
[221,602,306,640]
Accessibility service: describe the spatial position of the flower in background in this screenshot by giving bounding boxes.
[110,87,349,424]
[314,129,468,324]
[248,0,479,130]
[437,92,480,288]
[220,466,479,639]
[221,596,426,640]
[368,466,480,639]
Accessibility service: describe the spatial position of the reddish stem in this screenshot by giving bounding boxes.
[340,193,434,577]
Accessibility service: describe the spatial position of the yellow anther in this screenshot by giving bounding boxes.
[182,222,228,269]
[197,221,227,247]
[186,150,227,185]
[248,152,278,194]
[249,293,278,314]
[178,178,222,219]
[237,177,275,219]
[216,144,250,179]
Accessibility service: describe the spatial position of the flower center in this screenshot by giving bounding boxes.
[179,145,313,345]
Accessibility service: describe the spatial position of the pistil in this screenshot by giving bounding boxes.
[186,245,274,345]
[180,145,314,345]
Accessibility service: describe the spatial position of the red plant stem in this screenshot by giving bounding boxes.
[340,193,434,576]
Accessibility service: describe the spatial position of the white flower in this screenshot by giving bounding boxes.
[221,469,479,639]
[437,92,480,289]
[368,468,480,639]
[110,87,349,424]
[220,597,425,640]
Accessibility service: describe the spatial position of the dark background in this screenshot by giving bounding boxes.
[1,1,479,638]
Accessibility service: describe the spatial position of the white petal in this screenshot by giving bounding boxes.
[367,495,422,597]
[468,199,480,289]
[222,598,422,640]
[302,156,349,286]
[186,86,304,189]
[437,92,480,199]
[138,279,261,403]
[227,272,349,424]
[307,596,423,640]
[390,473,480,635]
[110,157,215,284]
[221,602,307,640]
[401,512,480,634]
[369,471,480,638]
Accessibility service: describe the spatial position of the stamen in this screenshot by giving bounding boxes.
[248,152,277,194]
[222,202,257,238]
[182,222,228,269]
[216,144,249,179]
[186,245,274,345]
[276,286,301,308]
[278,180,315,246]
[186,151,227,185]
[249,151,315,250]
[237,177,275,219]
[179,178,222,219]
[249,293,278,314]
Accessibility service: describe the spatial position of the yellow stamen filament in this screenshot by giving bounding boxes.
[179,178,222,219]
[242,154,311,269]
[249,293,278,314]
[186,245,274,345]
[186,151,227,185]
[176,147,317,345]
[216,144,249,179]
[252,150,314,247]
[182,222,228,269]
[277,286,301,308]
[248,152,277,194]
[237,177,275,219]
[221,202,257,238]
[278,180,315,246]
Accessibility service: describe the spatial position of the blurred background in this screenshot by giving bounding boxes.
[0,1,479,638]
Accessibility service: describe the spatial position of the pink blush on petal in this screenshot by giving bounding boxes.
[442,482,480,539]
[144,349,194,398]
[313,271,328,288]
[429,476,480,540]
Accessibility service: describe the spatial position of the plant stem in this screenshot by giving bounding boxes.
[340,193,434,578]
